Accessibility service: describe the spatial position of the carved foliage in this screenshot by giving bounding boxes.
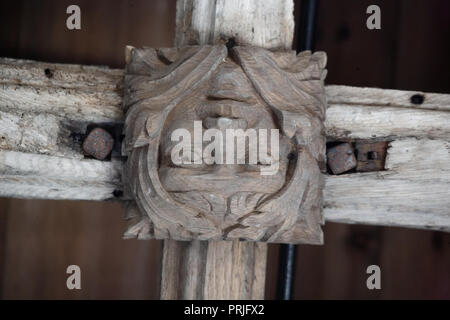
[123,45,327,244]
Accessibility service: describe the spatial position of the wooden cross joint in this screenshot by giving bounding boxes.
[0,0,449,300]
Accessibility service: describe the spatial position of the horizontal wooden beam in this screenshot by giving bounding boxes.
[326,86,450,140]
[0,150,122,200]
[1,58,449,232]
[324,138,450,232]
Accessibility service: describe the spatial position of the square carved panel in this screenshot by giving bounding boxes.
[122,45,327,244]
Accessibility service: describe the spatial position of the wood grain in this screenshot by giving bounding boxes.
[0,0,449,300]
[0,0,177,300]
[326,85,450,140]
[0,58,124,123]
[175,0,294,49]
[1,59,449,232]
[159,0,296,300]
[324,138,450,232]
[1,199,162,299]
[0,150,122,200]
[160,239,267,299]
[122,45,327,244]
[0,58,124,160]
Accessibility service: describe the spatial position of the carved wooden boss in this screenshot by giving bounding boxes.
[122,45,327,244]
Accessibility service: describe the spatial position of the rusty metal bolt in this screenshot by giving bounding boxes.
[82,127,114,160]
[355,141,388,172]
[327,142,357,174]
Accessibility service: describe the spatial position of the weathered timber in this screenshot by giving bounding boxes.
[175,0,294,50]
[1,0,450,300]
[0,58,123,122]
[325,138,450,232]
[0,57,123,159]
[121,44,327,244]
[0,0,450,299]
[2,61,449,160]
[160,239,267,299]
[1,59,449,232]
[159,0,299,300]
[0,150,122,200]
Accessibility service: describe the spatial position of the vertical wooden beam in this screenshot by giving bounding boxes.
[160,0,295,299]
[175,0,294,50]
[161,240,268,299]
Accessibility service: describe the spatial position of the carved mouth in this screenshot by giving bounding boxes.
[159,166,286,197]
[196,100,262,126]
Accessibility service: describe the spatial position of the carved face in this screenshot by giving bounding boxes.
[123,45,327,244]
[158,58,293,218]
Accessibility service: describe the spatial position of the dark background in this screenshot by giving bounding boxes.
[0,0,449,299]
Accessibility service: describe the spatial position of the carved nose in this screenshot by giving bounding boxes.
[207,61,256,103]
[204,117,248,130]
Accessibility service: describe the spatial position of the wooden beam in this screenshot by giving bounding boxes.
[0,0,447,301]
[0,150,122,200]
[0,0,445,298]
[175,0,294,50]
[159,0,299,300]
[325,138,450,232]
[326,85,450,140]
[1,56,450,232]
[0,58,124,123]
[160,239,267,299]
[1,66,449,227]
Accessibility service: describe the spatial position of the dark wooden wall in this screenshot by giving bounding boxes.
[0,0,449,299]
